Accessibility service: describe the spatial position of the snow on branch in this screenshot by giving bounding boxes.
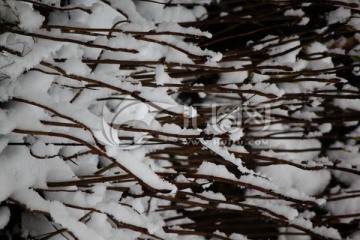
[1,0,360,239]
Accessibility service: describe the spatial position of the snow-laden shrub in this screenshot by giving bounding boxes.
[1,0,360,239]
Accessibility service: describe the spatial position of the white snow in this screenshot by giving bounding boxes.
[62,58,91,76]
[155,65,171,86]
[0,1,358,239]
[0,207,10,230]
[0,146,74,202]
[328,7,351,24]
[16,3,45,31]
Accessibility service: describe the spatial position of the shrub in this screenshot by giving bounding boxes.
[1,0,360,239]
